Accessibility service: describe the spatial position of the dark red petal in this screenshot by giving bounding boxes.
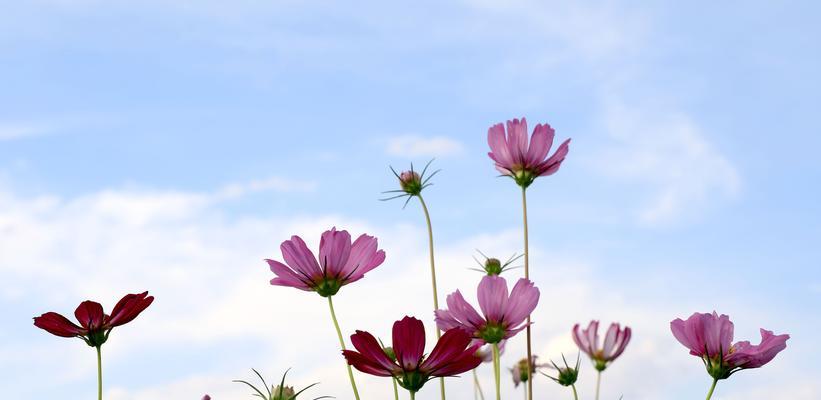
[74,301,105,331]
[33,312,86,338]
[342,350,395,377]
[107,292,154,328]
[392,316,426,371]
[350,330,400,373]
[420,328,473,373]
[428,346,483,377]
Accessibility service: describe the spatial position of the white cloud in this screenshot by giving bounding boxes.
[216,176,317,199]
[588,99,741,225]
[0,122,51,141]
[5,183,810,400]
[386,135,465,158]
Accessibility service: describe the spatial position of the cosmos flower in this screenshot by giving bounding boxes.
[475,340,506,363]
[342,316,482,393]
[33,291,154,347]
[670,311,789,379]
[572,320,632,371]
[265,227,385,297]
[435,275,539,344]
[510,356,550,387]
[487,117,570,188]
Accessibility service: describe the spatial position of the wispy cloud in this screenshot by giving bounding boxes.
[589,98,741,225]
[386,135,465,158]
[0,122,51,141]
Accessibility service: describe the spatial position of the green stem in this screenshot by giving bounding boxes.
[327,296,361,400]
[96,346,102,400]
[705,378,719,400]
[571,384,579,400]
[492,343,501,400]
[410,391,416,400]
[393,377,400,400]
[417,195,446,400]
[595,370,601,400]
[473,369,485,400]
[521,186,533,400]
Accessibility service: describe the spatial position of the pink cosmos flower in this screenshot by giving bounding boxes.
[33,292,154,347]
[435,275,539,344]
[572,320,632,371]
[265,227,385,297]
[342,316,482,393]
[670,312,789,379]
[487,117,571,188]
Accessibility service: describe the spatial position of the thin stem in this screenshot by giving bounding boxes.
[96,346,102,400]
[327,296,361,400]
[417,195,446,400]
[571,384,579,400]
[410,391,416,400]
[521,186,533,400]
[595,370,601,400]
[492,343,501,400]
[473,369,486,400]
[393,378,400,400]
[705,378,719,400]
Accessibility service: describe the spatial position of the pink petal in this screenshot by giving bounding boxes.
[525,123,554,164]
[501,278,539,328]
[477,275,508,323]
[319,228,351,277]
[280,236,322,280]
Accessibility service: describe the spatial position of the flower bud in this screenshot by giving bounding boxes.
[399,171,423,195]
[484,258,502,275]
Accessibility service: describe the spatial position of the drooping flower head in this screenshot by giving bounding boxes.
[670,312,789,380]
[265,227,385,297]
[487,117,571,188]
[541,353,581,387]
[470,251,522,276]
[510,356,550,387]
[343,316,482,393]
[33,291,154,347]
[572,320,631,371]
[435,275,540,344]
[381,160,440,207]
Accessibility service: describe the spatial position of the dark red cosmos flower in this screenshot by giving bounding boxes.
[33,291,154,347]
[343,316,482,393]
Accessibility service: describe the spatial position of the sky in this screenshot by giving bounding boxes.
[1,0,820,399]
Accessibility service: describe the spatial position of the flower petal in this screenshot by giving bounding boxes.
[392,316,426,371]
[280,235,322,281]
[477,275,508,323]
[33,312,85,337]
[319,227,351,277]
[74,301,105,331]
[502,278,539,328]
[106,292,154,328]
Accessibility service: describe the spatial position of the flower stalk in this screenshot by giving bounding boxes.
[521,186,534,400]
[96,346,102,400]
[418,194,446,400]
[327,296,360,400]
[492,343,501,400]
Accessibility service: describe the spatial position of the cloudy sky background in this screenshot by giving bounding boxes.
[1,1,820,399]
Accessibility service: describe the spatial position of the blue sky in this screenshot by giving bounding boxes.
[1,1,819,399]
